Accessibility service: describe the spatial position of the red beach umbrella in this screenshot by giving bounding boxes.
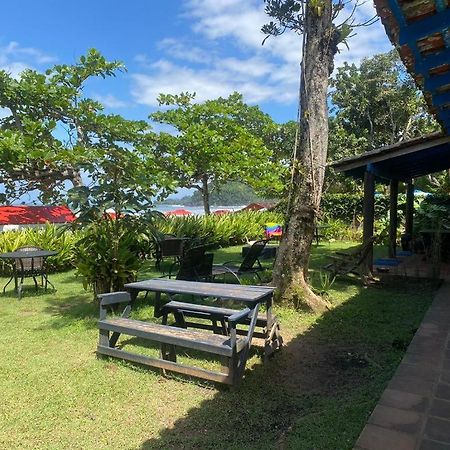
[165,208,193,216]
[213,209,231,215]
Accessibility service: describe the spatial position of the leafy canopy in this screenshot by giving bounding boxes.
[330,50,439,151]
[151,92,284,207]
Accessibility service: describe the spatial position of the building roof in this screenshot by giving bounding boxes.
[0,206,76,225]
[330,1,450,181]
[374,0,450,133]
[330,132,450,180]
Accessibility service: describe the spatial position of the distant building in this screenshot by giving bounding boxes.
[0,206,76,231]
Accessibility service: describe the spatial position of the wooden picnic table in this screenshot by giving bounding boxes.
[124,278,282,357]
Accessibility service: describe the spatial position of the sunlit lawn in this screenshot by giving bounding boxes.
[0,241,439,449]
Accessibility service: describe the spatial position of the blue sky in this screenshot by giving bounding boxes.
[0,0,393,125]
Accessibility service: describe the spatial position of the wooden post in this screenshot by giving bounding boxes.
[405,179,414,237]
[389,179,399,258]
[363,170,375,274]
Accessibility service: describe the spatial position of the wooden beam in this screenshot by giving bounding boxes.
[363,171,375,274]
[389,179,399,258]
[405,180,414,237]
[97,345,232,384]
[331,134,450,173]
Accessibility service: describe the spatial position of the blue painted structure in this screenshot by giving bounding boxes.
[332,1,450,181]
[374,0,450,134]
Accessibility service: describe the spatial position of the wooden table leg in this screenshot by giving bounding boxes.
[264,294,283,359]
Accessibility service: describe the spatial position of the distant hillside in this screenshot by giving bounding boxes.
[169,182,265,206]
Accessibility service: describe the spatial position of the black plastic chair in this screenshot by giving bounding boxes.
[212,239,268,284]
[154,234,186,270]
[169,246,213,281]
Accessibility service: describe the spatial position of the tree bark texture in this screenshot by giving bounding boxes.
[201,174,211,215]
[272,1,339,311]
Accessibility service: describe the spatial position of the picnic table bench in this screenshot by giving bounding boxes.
[125,278,282,357]
[97,279,282,386]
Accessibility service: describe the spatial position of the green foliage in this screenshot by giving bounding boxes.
[73,215,159,295]
[319,218,362,241]
[415,195,450,231]
[312,270,336,298]
[156,211,283,247]
[0,224,82,274]
[320,193,395,223]
[330,50,439,153]
[176,181,264,206]
[74,219,138,295]
[151,92,284,213]
[0,49,133,202]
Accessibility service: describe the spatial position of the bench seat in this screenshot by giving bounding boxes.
[161,300,267,327]
[99,317,245,357]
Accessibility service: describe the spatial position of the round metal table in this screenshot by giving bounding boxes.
[0,250,58,299]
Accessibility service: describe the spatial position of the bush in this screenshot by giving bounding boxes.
[157,211,283,246]
[319,218,362,241]
[320,193,404,223]
[73,213,160,297]
[415,195,450,231]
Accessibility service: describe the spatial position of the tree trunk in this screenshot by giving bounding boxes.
[201,174,211,215]
[272,1,339,312]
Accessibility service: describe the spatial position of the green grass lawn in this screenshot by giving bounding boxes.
[0,242,439,450]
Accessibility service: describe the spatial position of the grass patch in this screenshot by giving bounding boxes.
[0,242,439,449]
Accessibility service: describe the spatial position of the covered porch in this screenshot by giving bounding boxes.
[331,133,450,278]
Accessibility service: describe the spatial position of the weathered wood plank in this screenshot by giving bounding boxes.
[180,321,267,339]
[98,291,131,306]
[228,308,251,325]
[125,279,274,304]
[99,318,244,356]
[162,301,267,326]
[97,345,232,384]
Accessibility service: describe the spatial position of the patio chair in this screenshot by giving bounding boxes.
[212,239,268,284]
[168,245,213,282]
[154,234,186,271]
[322,236,376,281]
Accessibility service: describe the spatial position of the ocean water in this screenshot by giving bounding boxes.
[154,204,246,216]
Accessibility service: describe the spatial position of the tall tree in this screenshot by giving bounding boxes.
[0,49,133,203]
[330,50,438,150]
[151,92,283,214]
[263,0,372,310]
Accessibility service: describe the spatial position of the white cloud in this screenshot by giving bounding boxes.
[0,41,57,78]
[131,0,394,109]
[131,56,297,106]
[3,41,57,64]
[157,38,213,64]
[93,93,128,108]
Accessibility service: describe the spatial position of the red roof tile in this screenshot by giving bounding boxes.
[0,206,76,225]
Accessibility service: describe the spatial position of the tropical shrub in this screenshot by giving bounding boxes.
[319,218,362,241]
[320,193,404,223]
[415,195,450,231]
[74,213,160,296]
[157,211,283,247]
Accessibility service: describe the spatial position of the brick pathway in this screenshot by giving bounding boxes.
[355,281,450,450]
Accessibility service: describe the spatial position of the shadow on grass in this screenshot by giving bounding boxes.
[136,277,438,450]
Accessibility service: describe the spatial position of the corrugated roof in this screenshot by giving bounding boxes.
[0,206,76,225]
[374,0,450,133]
